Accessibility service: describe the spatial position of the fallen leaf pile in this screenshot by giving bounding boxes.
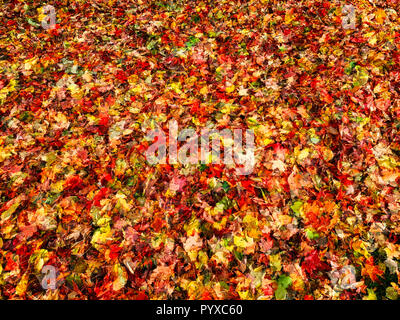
[1,0,400,300]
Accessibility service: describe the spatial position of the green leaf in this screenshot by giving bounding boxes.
[310,136,320,144]
[146,39,159,51]
[306,229,320,240]
[275,286,287,300]
[191,14,200,23]
[275,275,292,300]
[219,196,232,210]
[233,249,243,261]
[27,18,40,27]
[290,201,303,215]
[44,193,60,205]
[185,36,200,49]
[19,111,32,122]
[277,275,292,289]
[219,281,230,290]
[222,181,230,193]
[386,287,398,300]
[66,273,82,287]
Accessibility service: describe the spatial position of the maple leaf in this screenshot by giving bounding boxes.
[362,257,384,282]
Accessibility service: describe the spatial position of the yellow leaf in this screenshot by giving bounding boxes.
[279,215,292,225]
[112,263,127,291]
[352,240,371,258]
[29,249,50,272]
[24,57,38,71]
[243,215,261,238]
[211,203,224,216]
[368,36,377,46]
[234,235,254,249]
[384,243,400,260]
[132,84,142,95]
[213,250,229,265]
[243,215,257,225]
[196,251,208,268]
[322,147,334,161]
[50,181,64,193]
[270,254,282,271]
[238,290,251,299]
[221,103,238,114]
[1,201,20,221]
[225,84,235,93]
[212,216,227,231]
[16,272,30,296]
[183,215,201,235]
[91,224,112,250]
[170,82,182,94]
[185,76,197,86]
[200,86,208,95]
[115,193,131,212]
[363,288,377,300]
[297,148,310,162]
[187,250,198,261]
[0,146,13,163]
